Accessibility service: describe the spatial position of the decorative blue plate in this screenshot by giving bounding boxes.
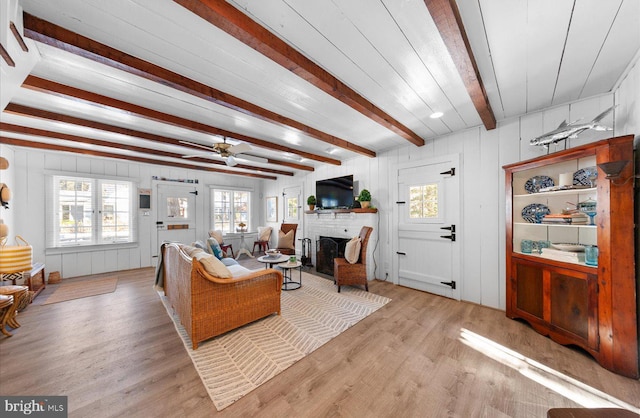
[521,203,550,223]
[524,175,554,193]
[573,166,597,187]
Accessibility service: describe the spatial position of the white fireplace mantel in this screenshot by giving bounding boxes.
[305,212,379,280]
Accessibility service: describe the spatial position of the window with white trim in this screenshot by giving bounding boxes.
[47,175,136,248]
[211,188,251,233]
[409,183,439,219]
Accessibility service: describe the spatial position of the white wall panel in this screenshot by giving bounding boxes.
[479,127,501,308]
[90,158,105,175]
[0,145,16,245]
[91,251,106,275]
[104,249,118,273]
[615,56,640,136]
[461,127,481,304]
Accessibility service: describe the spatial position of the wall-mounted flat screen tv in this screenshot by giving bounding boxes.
[316,175,354,209]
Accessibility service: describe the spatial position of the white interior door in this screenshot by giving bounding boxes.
[282,185,301,223]
[155,184,197,253]
[394,155,461,299]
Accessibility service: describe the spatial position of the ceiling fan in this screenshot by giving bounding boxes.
[180,137,259,167]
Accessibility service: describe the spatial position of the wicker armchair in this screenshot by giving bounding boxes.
[276,223,297,255]
[334,226,373,292]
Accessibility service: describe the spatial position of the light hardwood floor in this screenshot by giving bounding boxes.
[1,265,638,418]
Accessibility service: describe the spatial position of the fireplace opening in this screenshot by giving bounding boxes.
[316,236,349,276]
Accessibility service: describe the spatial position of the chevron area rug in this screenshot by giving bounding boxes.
[159,271,390,410]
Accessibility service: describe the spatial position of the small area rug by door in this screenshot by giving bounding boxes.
[159,271,390,410]
[43,277,118,305]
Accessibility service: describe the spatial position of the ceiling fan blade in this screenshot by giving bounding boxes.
[236,154,268,164]
[228,143,251,155]
[179,140,213,152]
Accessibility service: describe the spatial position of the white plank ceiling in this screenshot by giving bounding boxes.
[1,0,638,178]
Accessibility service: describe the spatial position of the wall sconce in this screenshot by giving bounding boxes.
[597,160,638,185]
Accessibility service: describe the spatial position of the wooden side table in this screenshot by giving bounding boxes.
[0,294,13,337]
[0,285,28,329]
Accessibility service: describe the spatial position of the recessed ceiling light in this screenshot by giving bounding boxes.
[430,111,444,119]
[325,147,338,154]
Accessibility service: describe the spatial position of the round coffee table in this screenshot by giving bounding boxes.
[279,261,302,291]
[257,254,289,269]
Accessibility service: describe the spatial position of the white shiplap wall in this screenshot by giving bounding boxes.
[263,56,639,310]
[6,150,263,279]
[4,55,638,307]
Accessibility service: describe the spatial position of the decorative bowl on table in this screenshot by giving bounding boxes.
[265,249,281,259]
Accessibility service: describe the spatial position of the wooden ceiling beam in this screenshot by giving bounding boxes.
[424,0,496,130]
[0,136,277,180]
[3,103,314,172]
[173,0,425,147]
[0,122,294,176]
[22,13,374,158]
[21,75,340,165]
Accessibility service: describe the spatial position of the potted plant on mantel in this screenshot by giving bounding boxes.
[307,195,317,211]
[358,189,371,209]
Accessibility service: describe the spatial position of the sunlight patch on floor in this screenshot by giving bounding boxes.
[459,328,639,413]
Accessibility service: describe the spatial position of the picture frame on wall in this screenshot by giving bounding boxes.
[266,196,277,222]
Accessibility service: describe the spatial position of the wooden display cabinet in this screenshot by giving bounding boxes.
[503,135,638,378]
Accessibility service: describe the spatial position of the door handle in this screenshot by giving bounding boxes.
[440,281,456,289]
[439,234,456,242]
[440,224,455,232]
[396,251,406,255]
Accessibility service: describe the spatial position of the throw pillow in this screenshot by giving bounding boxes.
[277,229,294,250]
[194,252,232,279]
[192,240,207,252]
[344,236,361,264]
[208,230,224,245]
[181,245,203,257]
[258,226,272,242]
[207,237,224,260]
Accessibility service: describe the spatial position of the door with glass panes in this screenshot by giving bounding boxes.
[155,184,197,258]
[394,155,460,300]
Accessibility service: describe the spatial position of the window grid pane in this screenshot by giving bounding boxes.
[409,184,438,219]
[51,176,134,247]
[101,181,131,243]
[287,197,298,219]
[212,189,252,233]
[58,178,93,245]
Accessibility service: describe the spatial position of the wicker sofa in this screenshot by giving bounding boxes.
[162,242,283,349]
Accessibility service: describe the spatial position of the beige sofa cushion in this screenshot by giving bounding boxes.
[344,236,361,264]
[194,252,232,279]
